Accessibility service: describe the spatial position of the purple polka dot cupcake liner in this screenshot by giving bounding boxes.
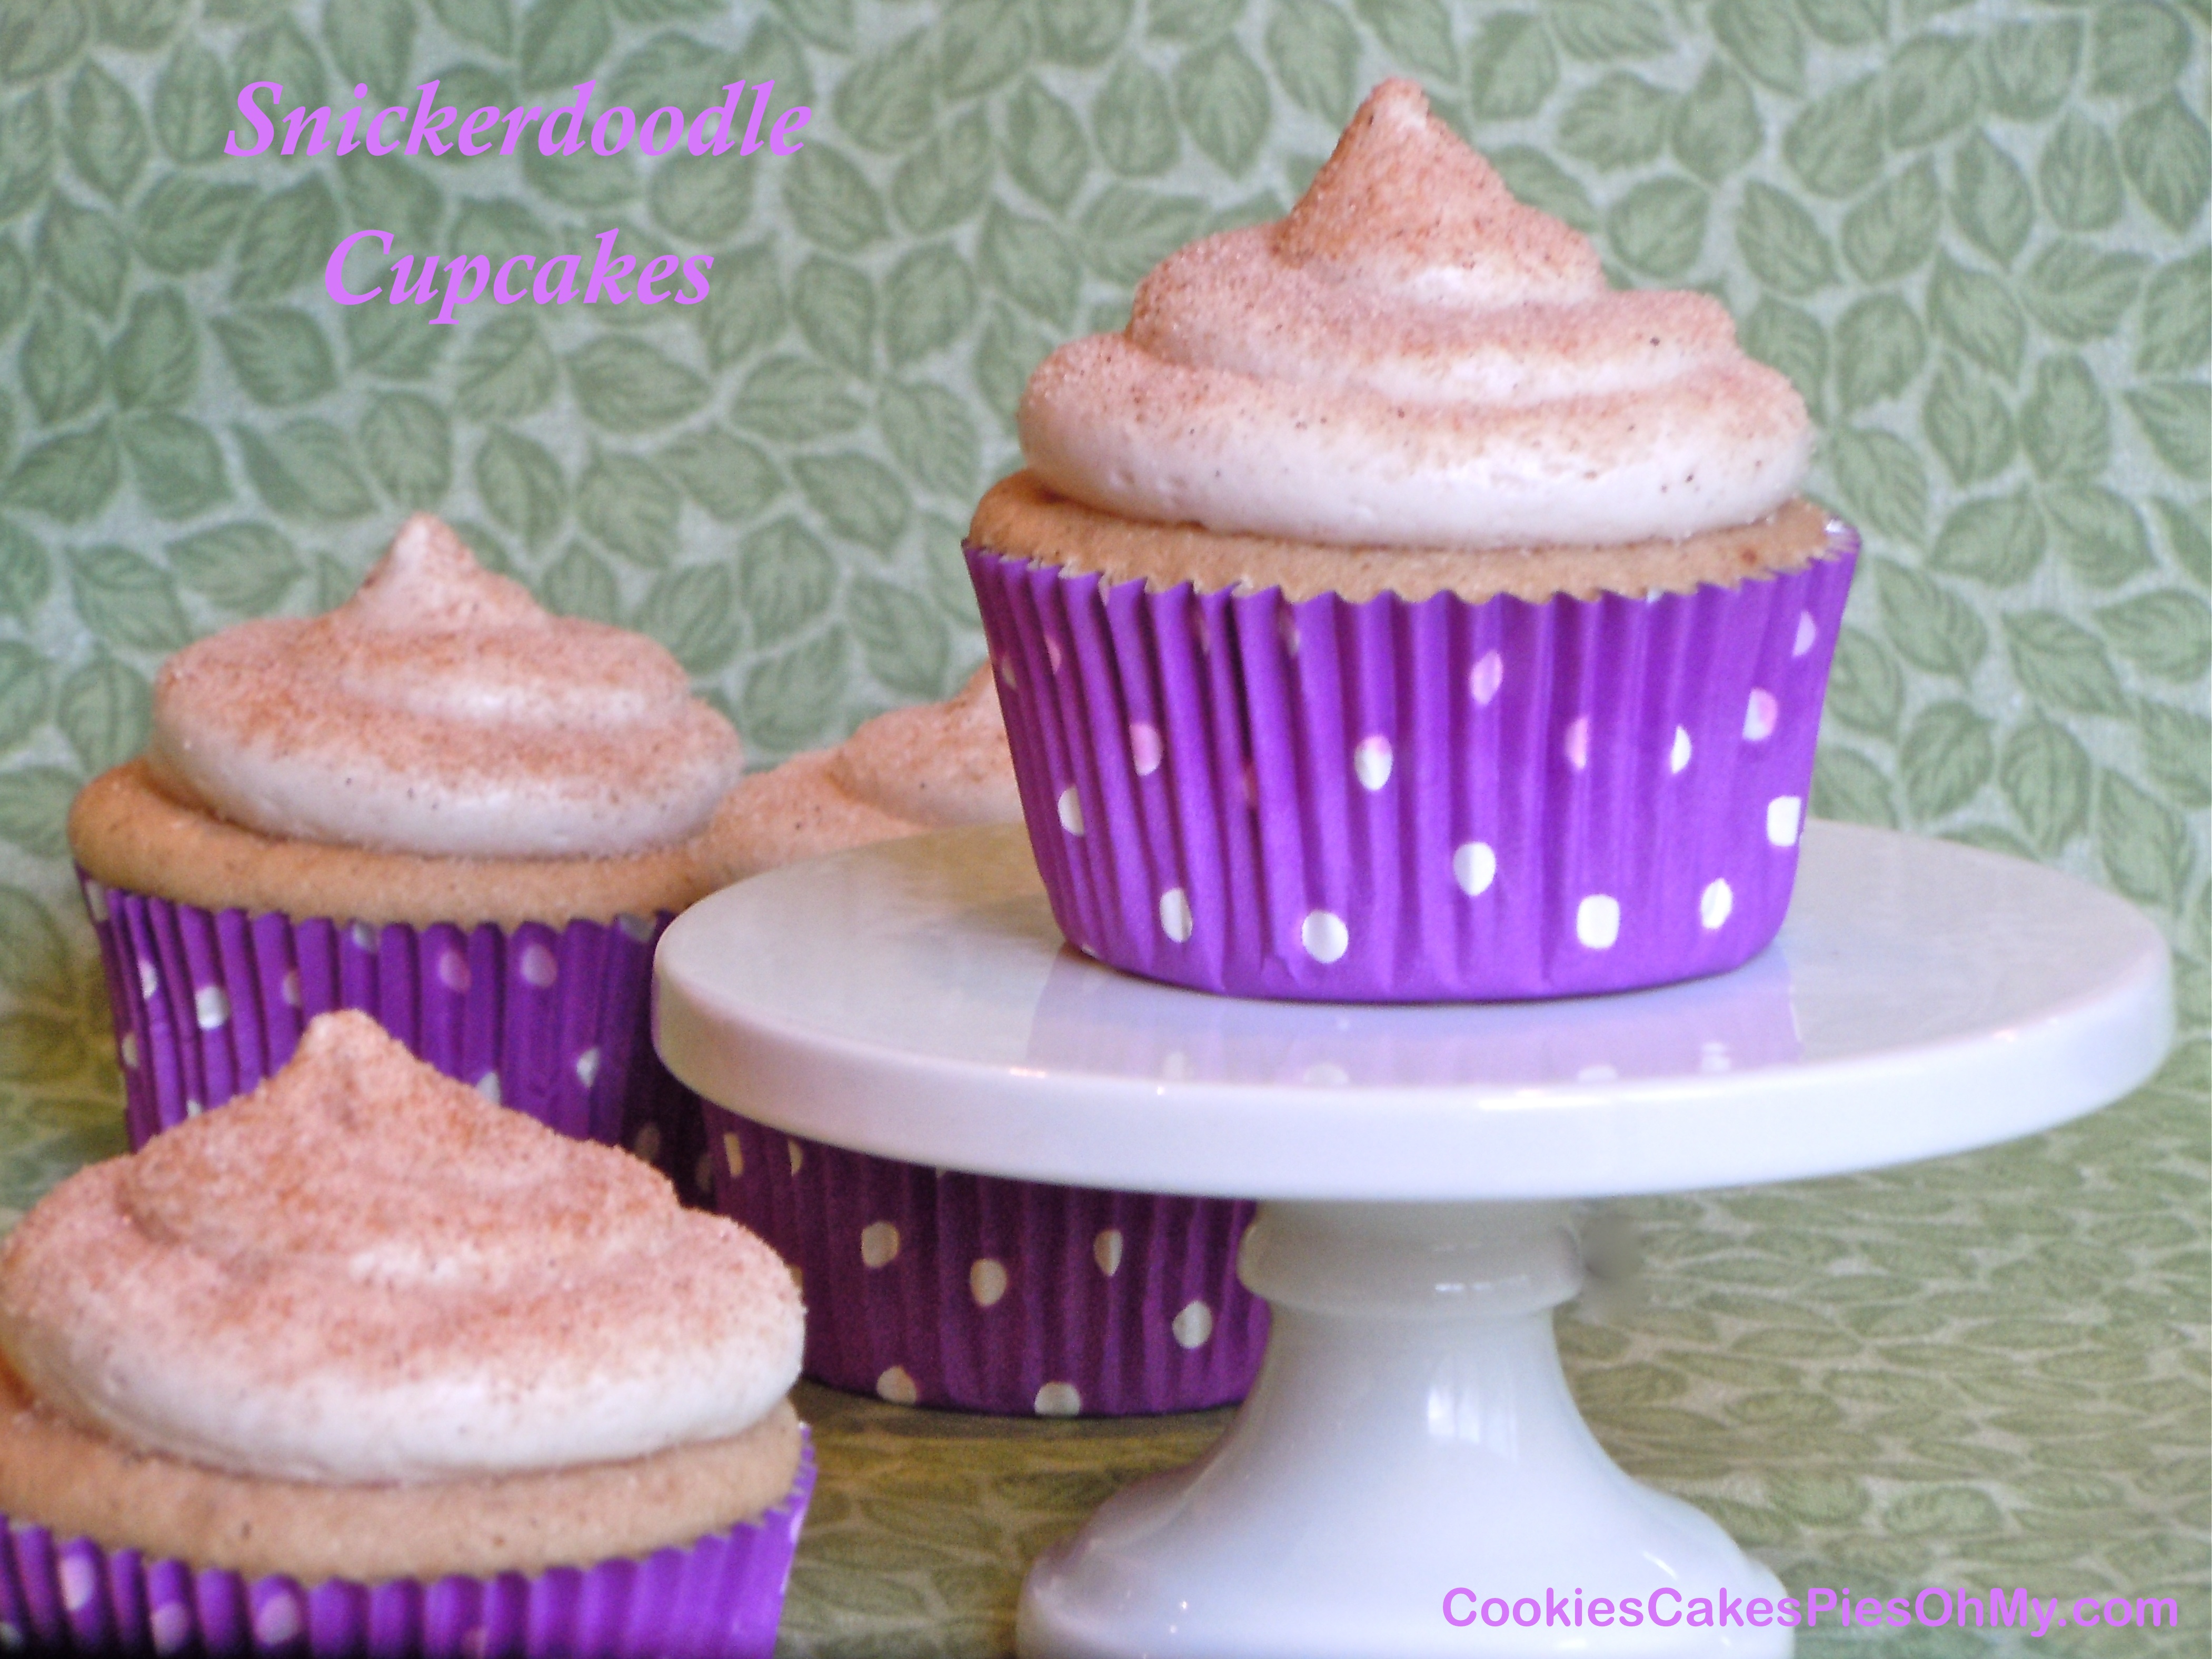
[966,523,1858,1002]
[77,879,714,1198]
[0,1430,812,1658]
[704,1107,1267,1416]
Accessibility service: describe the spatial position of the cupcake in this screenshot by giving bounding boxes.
[693,672,1267,1417]
[0,1010,810,1658]
[696,663,1022,882]
[968,80,1855,1002]
[69,514,741,1188]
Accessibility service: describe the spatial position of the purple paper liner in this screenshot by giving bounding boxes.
[704,1106,1266,1416]
[0,1432,812,1658]
[78,878,714,1200]
[968,526,1858,1002]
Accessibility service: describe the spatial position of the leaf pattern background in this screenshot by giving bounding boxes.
[0,2,2203,1654]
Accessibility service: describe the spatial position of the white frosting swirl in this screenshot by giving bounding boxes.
[1020,80,1811,548]
[825,665,1020,829]
[0,1012,803,1483]
[147,515,741,859]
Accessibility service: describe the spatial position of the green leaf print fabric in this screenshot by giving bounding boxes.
[0,2,2201,1654]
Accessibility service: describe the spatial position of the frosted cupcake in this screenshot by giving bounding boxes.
[968,80,1855,1002]
[696,664,1021,882]
[69,514,740,1184]
[695,672,1267,1417]
[0,1011,809,1658]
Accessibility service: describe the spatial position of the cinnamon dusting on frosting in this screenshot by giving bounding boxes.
[1020,80,1811,550]
[147,515,742,861]
[0,1011,802,1484]
[700,665,1021,883]
[826,665,1020,829]
[1271,86,1599,296]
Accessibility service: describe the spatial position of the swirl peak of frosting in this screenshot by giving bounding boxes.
[826,664,1020,828]
[148,514,742,860]
[0,1011,803,1483]
[1020,79,1811,550]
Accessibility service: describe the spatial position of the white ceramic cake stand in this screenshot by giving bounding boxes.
[655,823,2171,1659]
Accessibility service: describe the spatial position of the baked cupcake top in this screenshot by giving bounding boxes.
[0,1011,803,1484]
[698,664,1021,883]
[1019,78,1811,550]
[147,515,742,860]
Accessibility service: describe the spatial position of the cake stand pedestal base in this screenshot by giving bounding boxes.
[1019,1201,1790,1658]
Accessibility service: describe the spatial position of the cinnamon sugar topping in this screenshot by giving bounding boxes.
[147,515,742,860]
[826,664,1020,829]
[0,1012,802,1484]
[1019,80,1811,550]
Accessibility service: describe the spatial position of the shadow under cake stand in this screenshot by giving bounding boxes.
[655,822,2171,1659]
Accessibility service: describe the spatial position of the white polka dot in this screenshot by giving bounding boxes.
[574,1046,600,1087]
[436,950,471,994]
[183,1097,202,1118]
[996,653,1018,688]
[1035,1381,1083,1416]
[1353,734,1393,790]
[350,921,378,952]
[861,1220,901,1268]
[519,941,559,987]
[1670,726,1692,774]
[1301,910,1349,964]
[1576,895,1621,950]
[631,1124,663,1167]
[1468,649,1503,706]
[150,1602,192,1655]
[970,1258,1008,1307]
[1452,841,1496,897]
[876,1366,918,1405]
[1045,634,1064,673]
[58,1554,94,1612]
[1172,1300,1215,1349]
[137,959,158,1000]
[1277,610,1299,654]
[1130,720,1163,776]
[1768,796,1803,847]
[254,1594,302,1647]
[475,1071,501,1105]
[1562,716,1590,771]
[279,968,301,1008]
[194,985,229,1030]
[723,1131,745,1176]
[617,911,657,942]
[1159,887,1193,942]
[1093,1228,1124,1277]
[1057,786,1084,836]
[1700,879,1733,930]
[1793,611,1818,657]
[788,1138,805,1175]
[119,1031,138,1070]
[1577,1062,1618,1083]
[1743,688,1779,742]
[82,880,107,922]
[1700,1040,1732,1074]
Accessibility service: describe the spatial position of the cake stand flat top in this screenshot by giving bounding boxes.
[655,822,2171,1200]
